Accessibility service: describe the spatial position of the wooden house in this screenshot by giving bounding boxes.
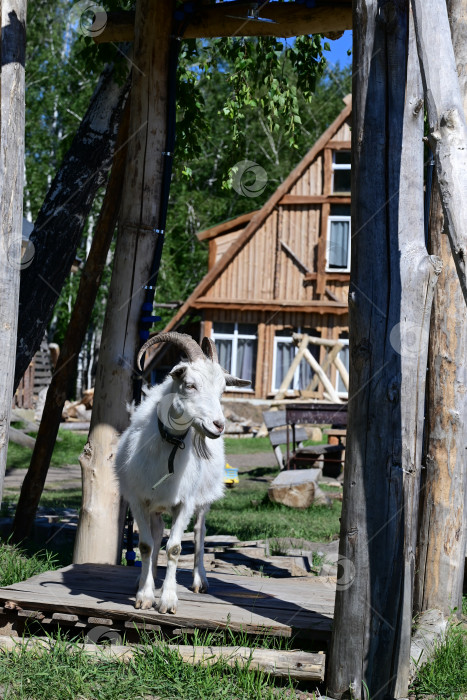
[145,98,352,400]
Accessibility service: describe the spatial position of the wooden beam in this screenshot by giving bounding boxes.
[93,3,352,44]
[192,298,348,314]
[0,636,325,682]
[304,272,350,282]
[327,140,352,150]
[197,210,258,241]
[279,194,351,205]
[273,335,310,400]
[302,347,342,402]
[279,240,310,274]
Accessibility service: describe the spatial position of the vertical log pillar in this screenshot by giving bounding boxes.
[73,0,175,564]
[414,0,467,618]
[0,0,26,503]
[327,3,440,697]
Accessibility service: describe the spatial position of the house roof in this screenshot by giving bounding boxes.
[196,210,258,241]
[145,96,352,368]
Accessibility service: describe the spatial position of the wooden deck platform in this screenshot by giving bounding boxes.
[0,564,335,641]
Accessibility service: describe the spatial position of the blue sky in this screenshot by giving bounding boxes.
[326,30,352,69]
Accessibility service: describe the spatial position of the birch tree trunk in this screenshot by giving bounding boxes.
[0,0,27,503]
[327,4,441,697]
[73,0,175,565]
[10,103,129,544]
[13,61,130,389]
[414,0,467,618]
[411,0,467,307]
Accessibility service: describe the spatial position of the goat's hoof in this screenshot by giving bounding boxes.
[135,593,155,610]
[191,574,209,594]
[158,591,178,615]
[191,581,208,594]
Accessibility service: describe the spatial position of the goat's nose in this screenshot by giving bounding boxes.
[213,420,225,433]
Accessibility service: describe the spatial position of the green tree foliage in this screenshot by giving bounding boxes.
[24,0,351,383]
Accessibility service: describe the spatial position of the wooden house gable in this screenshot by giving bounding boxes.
[197,108,351,306]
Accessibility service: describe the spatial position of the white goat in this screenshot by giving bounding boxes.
[115,332,250,614]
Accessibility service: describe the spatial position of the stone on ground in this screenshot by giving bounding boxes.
[268,468,321,509]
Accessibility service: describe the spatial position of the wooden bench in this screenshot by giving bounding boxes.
[263,408,345,472]
[285,402,347,476]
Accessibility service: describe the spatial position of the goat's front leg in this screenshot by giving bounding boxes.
[131,502,156,610]
[158,503,191,614]
[150,512,164,583]
[191,507,209,594]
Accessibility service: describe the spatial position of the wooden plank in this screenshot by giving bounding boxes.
[302,348,341,402]
[262,410,287,430]
[286,403,347,426]
[192,298,348,313]
[279,195,351,205]
[197,211,258,241]
[327,140,352,150]
[0,635,326,682]
[274,335,310,400]
[0,564,334,638]
[93,4,352,43]
[304,272,350,282]
[279,240,310,274]
[269,428,308,448]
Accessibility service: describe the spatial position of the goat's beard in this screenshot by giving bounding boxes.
[193,431,212,460]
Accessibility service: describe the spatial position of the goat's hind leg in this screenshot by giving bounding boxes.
[131,501,156,610]
[191,507,209,594]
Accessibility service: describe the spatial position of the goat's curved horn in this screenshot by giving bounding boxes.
[201,337,218,363]
[137,332,204,371]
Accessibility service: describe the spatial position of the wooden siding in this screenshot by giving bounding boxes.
[288,153,323,197]
[214,228,245,266]
[329,119,351,143]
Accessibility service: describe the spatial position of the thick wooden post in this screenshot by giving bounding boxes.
[411,0,467,306]
[73,0,175,564]
[414,0,467,618]
[327,3,440,697]
[0,0,26,503]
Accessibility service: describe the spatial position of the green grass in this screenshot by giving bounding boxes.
[224,435,325,455]
[224,436,274,454]
[0,628,302,700]
[410,622,467,699]
[0,541,59,587]
[6,428,87,471]
[3,489,83,512]
[205,471,341,542]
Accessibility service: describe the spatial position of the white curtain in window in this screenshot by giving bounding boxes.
[337,344,350,394]
[236,338,255,381]
[216,339,232,373]
[329,220,350,268]
[275,342,295,389]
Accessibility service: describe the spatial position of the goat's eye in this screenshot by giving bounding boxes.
[185,383,197,390]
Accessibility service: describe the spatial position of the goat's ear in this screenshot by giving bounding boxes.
[170,364,187,380]
[224,374,251,388]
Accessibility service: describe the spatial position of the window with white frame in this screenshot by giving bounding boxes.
[212,322,257,389]
[272,328,320,393]
[326,204,351,272]
[336,333,349,397]
[332,150,351,193]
